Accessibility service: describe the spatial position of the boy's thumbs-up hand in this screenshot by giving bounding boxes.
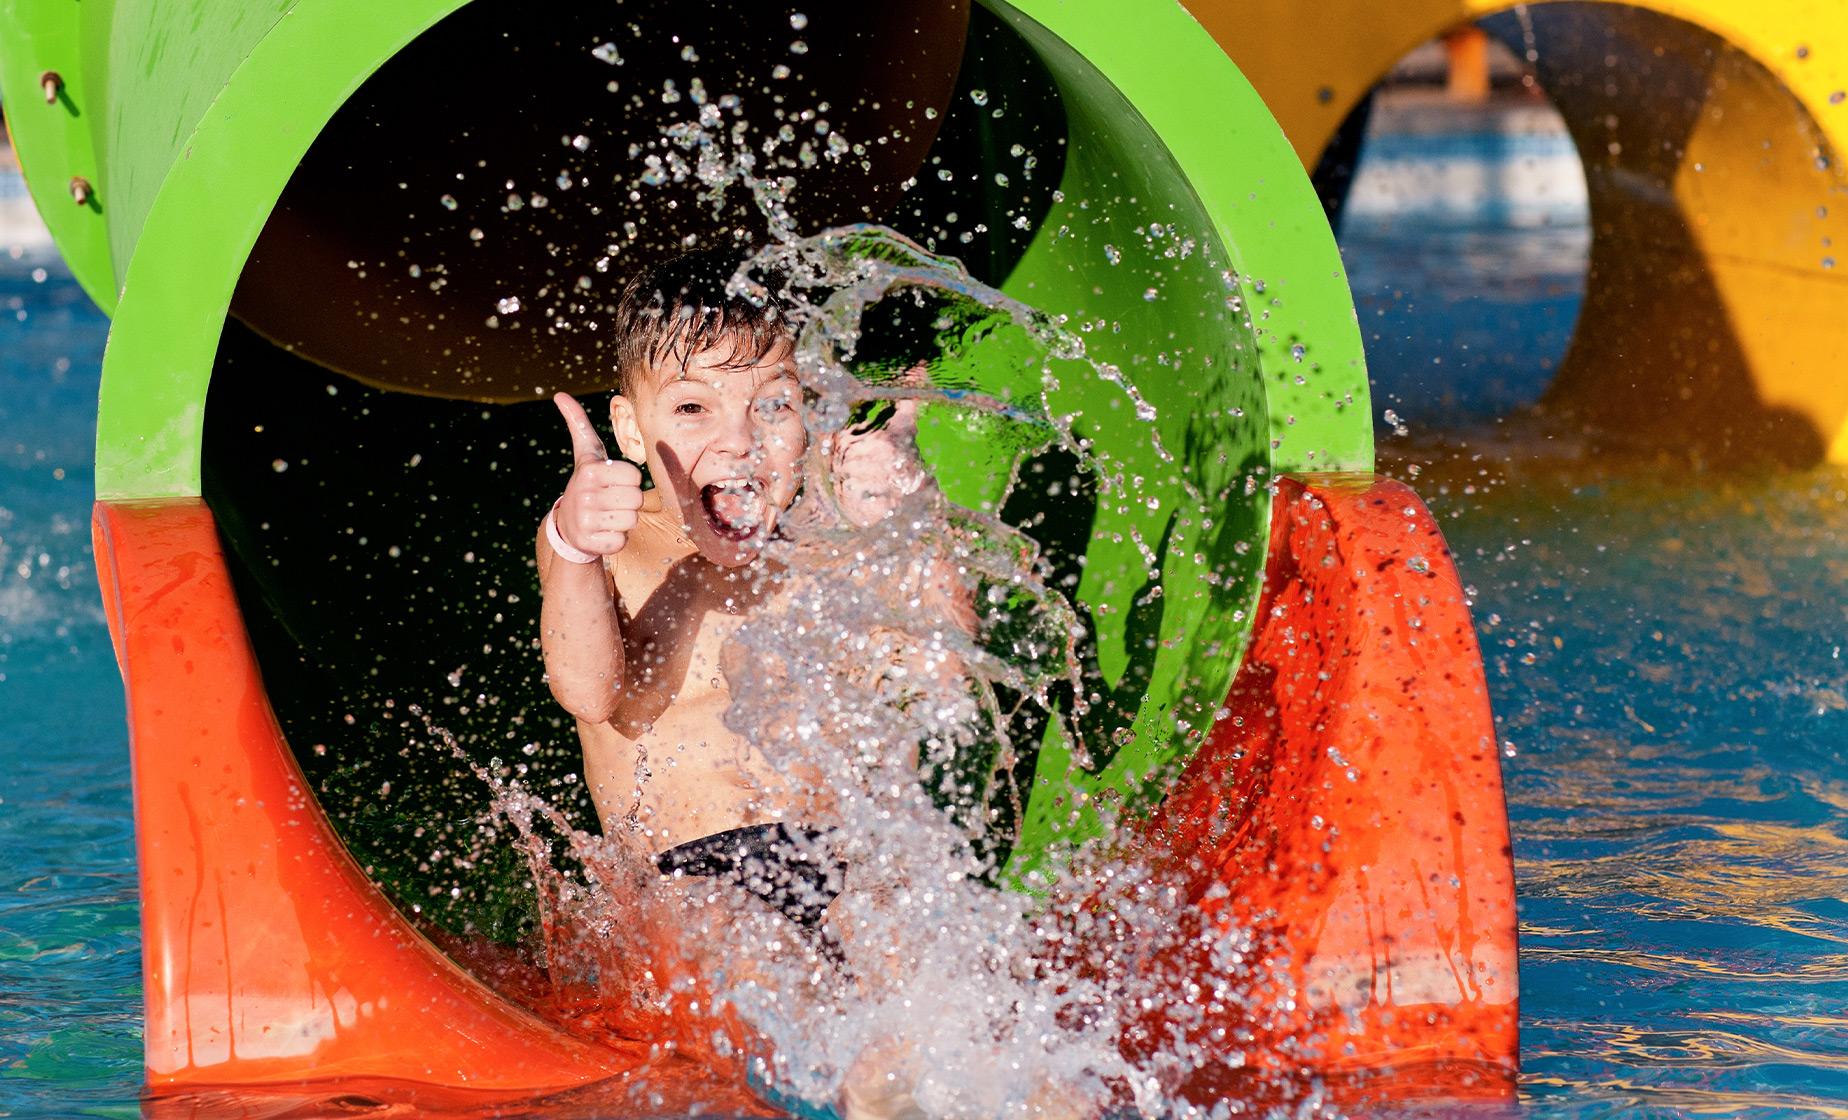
[551,393,644,559]
[834,397,929,528]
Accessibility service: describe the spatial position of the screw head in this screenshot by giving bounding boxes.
[69,176,91,206]
[39,70,63,104]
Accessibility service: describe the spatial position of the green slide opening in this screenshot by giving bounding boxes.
[37,0,1369,936]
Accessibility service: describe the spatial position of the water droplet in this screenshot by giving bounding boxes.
[271,459,289,473]
[970,89,989,106]
[1290,343,1306,362]
[1142,288,1159,301]
[592,41,622,66]
[789,11,808,29]
[497,296,522,314]
[771,63,790,80]
[440,194,458,210]
[1103,244,1121,265]
[468,228,485,241]
[789,39,808,55]
[1406,555,1429,573]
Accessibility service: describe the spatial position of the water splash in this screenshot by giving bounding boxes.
[416,64,1308,1120]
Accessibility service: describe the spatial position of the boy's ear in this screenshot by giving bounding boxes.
[609,395,646,463]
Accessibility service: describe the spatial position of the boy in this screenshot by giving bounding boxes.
[539,250,1090,1120]
[537,250,926,956]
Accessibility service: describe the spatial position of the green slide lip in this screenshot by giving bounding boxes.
[0,0,1368,500]
[1003,0,1371,477]
[89,1,477,500]
[6,0,1371,878]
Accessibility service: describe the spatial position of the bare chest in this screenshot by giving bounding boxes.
[607,546,762,741]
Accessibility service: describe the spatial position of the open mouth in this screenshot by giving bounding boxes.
[698,479,766,542]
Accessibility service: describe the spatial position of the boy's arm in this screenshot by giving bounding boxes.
[538,393,644,724]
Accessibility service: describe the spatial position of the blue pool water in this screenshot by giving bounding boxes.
[1340,95,1590,429]
[2,141,1846,1117]
[1438,468,1848,1117]
[0,248,140,1115]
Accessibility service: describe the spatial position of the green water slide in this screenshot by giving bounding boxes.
[1,0,1370,915]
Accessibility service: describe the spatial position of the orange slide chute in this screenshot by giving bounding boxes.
[1138,475,1518,1105]
[95,476,1515,1106]
[94,499,630,1094]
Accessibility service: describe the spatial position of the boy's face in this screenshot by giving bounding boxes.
[610,340,807,567]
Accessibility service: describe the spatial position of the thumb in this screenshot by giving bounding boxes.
[553,392,610,466]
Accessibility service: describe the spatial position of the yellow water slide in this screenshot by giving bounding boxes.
[1192,0,1848,464]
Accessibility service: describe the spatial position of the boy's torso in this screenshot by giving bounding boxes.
[577,512,818,853]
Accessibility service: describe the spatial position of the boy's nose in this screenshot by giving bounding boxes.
[708,407,755,457]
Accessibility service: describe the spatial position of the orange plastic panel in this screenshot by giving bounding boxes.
[1136,474,1518,1100]
[93,499,627,1092]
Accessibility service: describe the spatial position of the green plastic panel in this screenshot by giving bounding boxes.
[24,0,1369,502]
[89,0,470,499]
[977,0,1371,868]
[1003,0,1371,477]
[0,0,115,311]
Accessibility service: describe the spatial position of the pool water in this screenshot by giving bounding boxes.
[3,139,1847,1117]
[0,248,140,1116]
[1340,90,1590,429]
[1430,464,1848,1117]
[1346,95,1848,1116]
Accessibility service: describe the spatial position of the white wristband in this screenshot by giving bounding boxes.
[545,506,598,564]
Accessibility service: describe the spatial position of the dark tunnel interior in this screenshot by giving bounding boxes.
[203,0,1077,940]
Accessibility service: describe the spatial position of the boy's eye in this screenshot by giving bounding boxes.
[756,396,794,416]
[673,401,707,415]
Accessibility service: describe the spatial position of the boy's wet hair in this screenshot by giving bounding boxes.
[612,249,791,396]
